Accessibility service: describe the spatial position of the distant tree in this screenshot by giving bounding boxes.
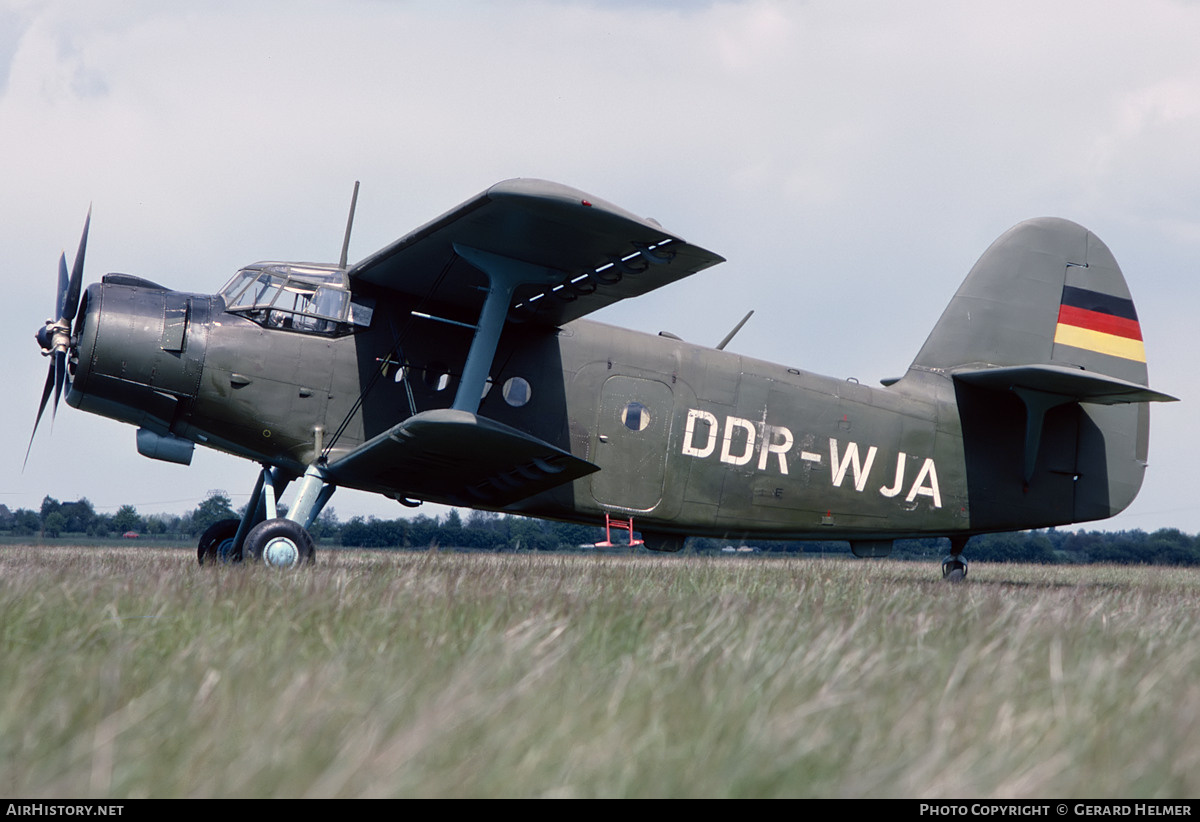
[551,521,606,548]
[408,515,438,547]
[143,514,169,536]
[439,509,464,546]
[42,511,66,538]
[88,511,112,537]
[466,510,500,530]
[38,496,98,535]
[111,505,143,534]
[892,537,946,558]
[1145,528,1198,565]
[509,516,557,551]
[339,516,407,548]
[9,509,40,536]
[309,507,340,541]
[60,499,97,533]
[971,532,1054,563]
[191,490,236,536]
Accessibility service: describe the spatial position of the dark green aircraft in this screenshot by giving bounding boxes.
[30,180,1175,576]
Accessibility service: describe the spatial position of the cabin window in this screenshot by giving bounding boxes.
[424,363,451,392]
[502,377,531,407]
[622,401,651,431]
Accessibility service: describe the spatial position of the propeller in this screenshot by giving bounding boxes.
[25,208,91,469]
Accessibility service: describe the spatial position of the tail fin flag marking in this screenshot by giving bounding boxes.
[1053,285,1146,363]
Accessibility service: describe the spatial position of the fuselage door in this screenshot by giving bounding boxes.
[591,375,673,512]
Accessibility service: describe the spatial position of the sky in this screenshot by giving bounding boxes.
[2,0,1199,533]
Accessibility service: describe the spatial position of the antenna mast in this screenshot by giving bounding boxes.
[339,180,360,269]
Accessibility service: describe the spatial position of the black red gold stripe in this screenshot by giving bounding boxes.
[1053,286,1145,362]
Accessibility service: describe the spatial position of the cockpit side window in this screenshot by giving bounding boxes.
[219,266,371,336]
[222,270,260,308]
[312,286,347,320]
[252,276,285,310]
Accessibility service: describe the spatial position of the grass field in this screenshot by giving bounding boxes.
[1,545,1198,798]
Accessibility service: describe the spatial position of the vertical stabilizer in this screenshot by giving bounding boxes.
[905,218,1173,529]
[910,217,1150,386]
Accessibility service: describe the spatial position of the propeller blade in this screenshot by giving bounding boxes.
[56,253,69,320]
[23,362,57,470]
[63,207,90,321]
[52,349,67,420]
[28,205,90,470]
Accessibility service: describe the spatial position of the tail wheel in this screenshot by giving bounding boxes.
[941,555,968,582]
[244,518,315,568]
[198,518,241,565]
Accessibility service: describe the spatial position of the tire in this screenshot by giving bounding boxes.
[244,518,315,568]
[198,518,241,565]
[942,556,968,582]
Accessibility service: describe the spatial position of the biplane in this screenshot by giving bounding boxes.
[30,179,1175,577]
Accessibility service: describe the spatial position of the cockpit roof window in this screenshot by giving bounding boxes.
[219,264,370,336]
[219,263,347,296]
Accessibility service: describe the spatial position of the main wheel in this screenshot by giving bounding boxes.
[198,518,241,565]
[244,518,315,568]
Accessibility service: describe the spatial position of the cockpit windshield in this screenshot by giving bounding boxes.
[219,264,372,335]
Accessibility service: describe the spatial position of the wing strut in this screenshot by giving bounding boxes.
[450,244,565,414]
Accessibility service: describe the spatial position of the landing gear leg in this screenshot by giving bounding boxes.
[243,463,335,568]
[941,536,969,582]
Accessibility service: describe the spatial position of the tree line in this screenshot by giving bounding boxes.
[2,492,1200,565]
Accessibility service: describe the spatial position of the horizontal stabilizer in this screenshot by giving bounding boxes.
[953,363,1177,405]
[326,409,599,507]
[954,363,1174,485]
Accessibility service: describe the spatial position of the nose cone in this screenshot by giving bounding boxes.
[35,323,55,352]
[69,278,212,432]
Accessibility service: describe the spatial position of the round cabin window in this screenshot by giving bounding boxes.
[502,376,531,407]
[622,401,651,431]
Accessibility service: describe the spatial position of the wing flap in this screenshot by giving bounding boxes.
[326,409,599,507]
[347,179,724,326]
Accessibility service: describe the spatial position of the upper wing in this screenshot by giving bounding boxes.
[347,179,724,326]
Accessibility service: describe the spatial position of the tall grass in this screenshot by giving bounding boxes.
[1,545,1198,798]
